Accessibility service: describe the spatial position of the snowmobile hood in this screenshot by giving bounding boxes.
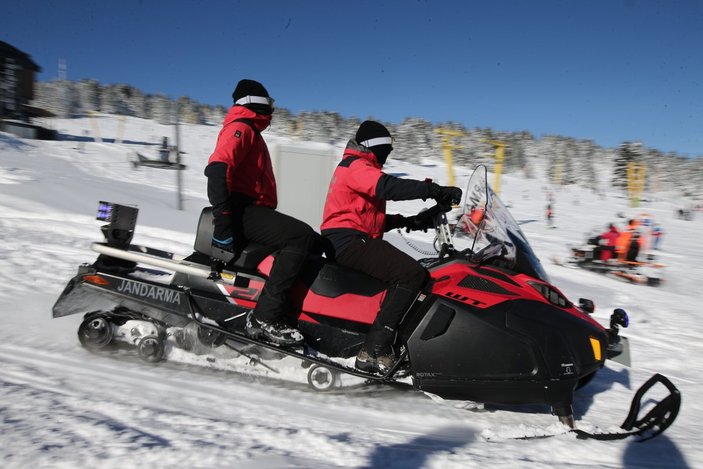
[223,105,272,132]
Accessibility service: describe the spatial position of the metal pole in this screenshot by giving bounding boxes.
[483,140,506,195]
[493,143,505,195]
[435,128,464,187]
[173,100,183,210]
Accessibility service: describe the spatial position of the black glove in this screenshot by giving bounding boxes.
[212,213,236,253]
[404,215,433,232]
[212,233,235,253]
[403,208,437,232]
[428,183,463,206]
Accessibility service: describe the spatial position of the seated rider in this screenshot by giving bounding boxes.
[204,79,318,346]
[626,231,641,262]
[320,120,462,374]
[593,223,619,261]
[616,219,640,262]
[159,136,170,162]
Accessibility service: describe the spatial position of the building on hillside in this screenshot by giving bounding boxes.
[0,40,56,139]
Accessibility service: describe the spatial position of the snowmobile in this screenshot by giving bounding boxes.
[52,165,679,440]
[553,234,665,286]
[132,138,186,170]
[132,151,186,170]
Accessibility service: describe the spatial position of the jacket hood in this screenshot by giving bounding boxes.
[224,105,272,132]
[343,139,382,168]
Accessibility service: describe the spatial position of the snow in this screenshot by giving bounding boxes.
[1,114,701,468]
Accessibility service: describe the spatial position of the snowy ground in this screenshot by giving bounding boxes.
[0,115,701,468]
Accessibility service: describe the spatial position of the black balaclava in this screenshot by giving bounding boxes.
[355,120,393,165]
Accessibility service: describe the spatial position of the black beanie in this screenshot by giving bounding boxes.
[356,120,393,165]
[232,79,273,115]
[232,79,269,101]
[356,121,391,146]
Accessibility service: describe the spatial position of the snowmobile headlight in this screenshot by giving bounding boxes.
[527,281,572,308]
[589,337,602,361]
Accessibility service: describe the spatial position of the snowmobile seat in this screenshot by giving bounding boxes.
[308,262,387,298]
[193,207,275,271]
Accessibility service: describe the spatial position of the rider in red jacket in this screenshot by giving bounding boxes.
[321,120,462,373]
[207,104,277,209]
[205,79,317,346]
[597,223,620,260]
[320,143,395,240]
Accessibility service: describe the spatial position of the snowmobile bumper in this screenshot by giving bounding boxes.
[52,265,192,327]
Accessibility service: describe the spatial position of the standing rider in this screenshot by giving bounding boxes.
[321,120,462,373]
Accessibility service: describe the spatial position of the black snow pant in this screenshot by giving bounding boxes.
[235,204,317,323]
[334,238,428,349]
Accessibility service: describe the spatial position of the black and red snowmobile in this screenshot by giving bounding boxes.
[52,165,679,440]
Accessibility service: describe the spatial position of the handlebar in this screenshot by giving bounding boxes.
[418,203,456,259]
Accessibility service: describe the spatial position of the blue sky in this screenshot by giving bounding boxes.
[3,0,702,157]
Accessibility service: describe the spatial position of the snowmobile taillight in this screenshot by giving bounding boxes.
[589,337,603,361]
[84,274,109,286]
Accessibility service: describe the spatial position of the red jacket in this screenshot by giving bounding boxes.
[601,226,619,247]
[207,106,277,208]
[320,142,387,238]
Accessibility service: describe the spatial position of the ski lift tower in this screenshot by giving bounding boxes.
[483,139,507,195]
[627,162,646,208]
[435,128,464,187]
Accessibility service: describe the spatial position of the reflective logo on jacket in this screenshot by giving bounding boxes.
[320,141,386,238]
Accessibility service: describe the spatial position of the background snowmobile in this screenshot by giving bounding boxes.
[553,232,666,286]
[132,137,186,170]
[132,151,186,170]
[52,165,679,440]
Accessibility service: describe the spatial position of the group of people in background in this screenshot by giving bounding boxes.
[590,215,664,263]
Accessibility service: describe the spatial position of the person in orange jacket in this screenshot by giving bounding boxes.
[616,219,642,262]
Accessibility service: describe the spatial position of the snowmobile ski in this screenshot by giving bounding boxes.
[484,374,680,442]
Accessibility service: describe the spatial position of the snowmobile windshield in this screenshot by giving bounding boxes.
[454,165,550,283]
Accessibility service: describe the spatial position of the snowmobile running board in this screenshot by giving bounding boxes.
[184,290,409,383]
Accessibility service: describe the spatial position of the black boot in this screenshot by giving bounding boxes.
[355,325,398,374]
[245,310,304,346]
